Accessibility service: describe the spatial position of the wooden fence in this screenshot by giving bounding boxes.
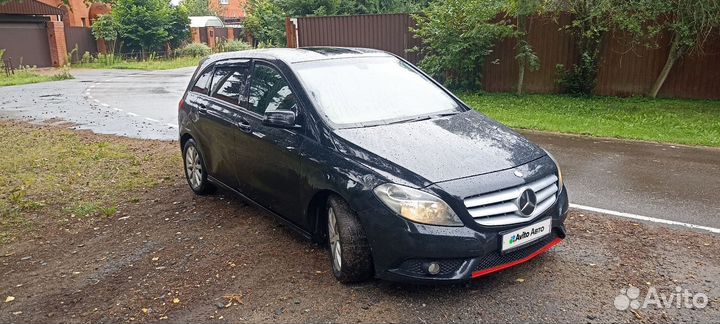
[292,13,720,100]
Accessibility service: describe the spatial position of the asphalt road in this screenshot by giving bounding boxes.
[1,67,718,230]
[0,68,194,140]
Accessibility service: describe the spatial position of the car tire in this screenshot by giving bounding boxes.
[326,195,373,283]
[183,139,215,195]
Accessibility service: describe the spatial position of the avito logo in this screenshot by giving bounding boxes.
[508,225,545,246]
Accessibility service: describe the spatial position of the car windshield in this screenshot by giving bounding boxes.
[293,56,463,127]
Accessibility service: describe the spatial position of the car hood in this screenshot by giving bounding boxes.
[331,111,546,186]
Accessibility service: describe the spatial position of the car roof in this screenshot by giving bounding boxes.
[206,47,394,65]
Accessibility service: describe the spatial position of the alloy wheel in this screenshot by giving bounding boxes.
[185,146,202,190]
[328,207,342,272]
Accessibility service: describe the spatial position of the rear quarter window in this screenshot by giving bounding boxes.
[191,67,213,95]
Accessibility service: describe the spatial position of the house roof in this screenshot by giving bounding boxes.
[0,0,65,16]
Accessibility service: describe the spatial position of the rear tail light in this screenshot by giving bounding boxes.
[179,94,186,111]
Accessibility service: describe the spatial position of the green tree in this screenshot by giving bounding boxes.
[244,0,287,46]
[547,0,614,95]
[181,0,219,16]
[615,0,720,97]
[91,14,119,54]
[341,0,429,14]
[411,0,513,90]
[274,0,343,15]
[112,0,172,56]
[167,5,191,50]
[271,0,427,16]
[104,0,191,57]
[506,0,543,95]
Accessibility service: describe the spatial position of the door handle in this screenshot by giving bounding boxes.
[237,119,252,133]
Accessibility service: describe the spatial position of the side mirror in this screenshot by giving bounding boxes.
[262,110,296,128]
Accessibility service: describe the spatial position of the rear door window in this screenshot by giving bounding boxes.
[211,66,249,105]
[191,67,213,95]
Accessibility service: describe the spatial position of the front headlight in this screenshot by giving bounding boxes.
[545,149,564,192]
[373,183,463,227]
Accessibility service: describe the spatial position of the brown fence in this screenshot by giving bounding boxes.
[297,14,422,64]
[294,13,720,100]
[192,26,247,47]
[214,27,228,41]
[65,26,98,60]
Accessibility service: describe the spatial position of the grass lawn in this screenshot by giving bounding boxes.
[460,93,720,147]
[0,69,73,87]
[73,55,202,70]
[0,122,179,244]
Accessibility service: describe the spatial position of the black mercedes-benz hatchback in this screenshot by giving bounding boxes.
[179,47,569,283]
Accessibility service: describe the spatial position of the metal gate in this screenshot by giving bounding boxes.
[0,21,51,68]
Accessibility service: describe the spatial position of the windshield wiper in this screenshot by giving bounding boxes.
[386,115,432,125]
[432,111,461,118]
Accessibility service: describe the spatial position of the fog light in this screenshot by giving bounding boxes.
[427,262,441,275]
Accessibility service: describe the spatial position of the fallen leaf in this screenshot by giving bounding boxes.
[515,278,525,283]
[142,308,149,314]
[224,294,244,305]
[152,257,160,261]
[4,296,15,303]
[172,298,180,304]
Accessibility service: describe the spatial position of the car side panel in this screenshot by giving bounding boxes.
[236,111,307,225]
[185,91,213,163]
[203,99,245,189]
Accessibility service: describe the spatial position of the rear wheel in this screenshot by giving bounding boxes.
[183,139,215,195]
[327,195,373,283]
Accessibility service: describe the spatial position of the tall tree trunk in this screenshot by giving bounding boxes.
[517,61,525,95]
[516,14,527,96]
[650,34,681,98]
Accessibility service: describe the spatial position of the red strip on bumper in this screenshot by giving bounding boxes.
[471,237,563,278]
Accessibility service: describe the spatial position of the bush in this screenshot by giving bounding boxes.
[51,64,74,81]
[411,0,513,90]
[81,51,93,64]
[555,52,598,96]
[177,43,212,57]
[256,41,275,49]
[217,40,252,52]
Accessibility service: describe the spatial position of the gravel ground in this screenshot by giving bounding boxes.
[0,126,717,323]
[0,179,718,323]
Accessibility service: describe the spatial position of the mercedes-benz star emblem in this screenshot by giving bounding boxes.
[516,189,537,217]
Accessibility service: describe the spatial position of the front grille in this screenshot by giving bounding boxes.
[463,174,558,226]
[474,232,558,274]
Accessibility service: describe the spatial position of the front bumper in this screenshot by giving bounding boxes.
[358,187,569,284]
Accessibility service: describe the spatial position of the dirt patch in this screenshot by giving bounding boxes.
[0,120,179,243]
[0,123,718,323]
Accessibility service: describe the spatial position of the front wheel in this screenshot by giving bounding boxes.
[327,196,373,283]
[183,139,215,195]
